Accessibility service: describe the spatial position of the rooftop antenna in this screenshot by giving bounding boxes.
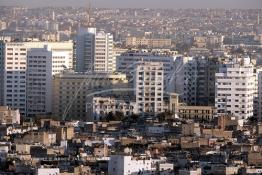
[52,10,55,21]
[258,13,260,25]
[87,0,92,27]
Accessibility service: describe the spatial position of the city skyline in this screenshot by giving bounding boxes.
[1,0,261,9]
[0,4,262,174]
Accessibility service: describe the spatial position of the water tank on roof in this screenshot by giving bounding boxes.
[243,57,250,65]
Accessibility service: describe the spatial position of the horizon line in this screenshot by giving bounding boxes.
[0,5,261,10]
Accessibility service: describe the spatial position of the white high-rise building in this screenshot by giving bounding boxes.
[52,50,73,75]
[253,66,262,118]
[94,31,113,72]
[75,28,114,72]
[215,57,255,120]
[0,41,73,116]
[26,47,53,117]
[135,61,164,116]
[2,43,28,116]
[257,67,262,120]
[116,51,174,80]
[116,51,175,94]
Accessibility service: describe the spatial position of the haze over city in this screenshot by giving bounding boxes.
[1,0,262,8]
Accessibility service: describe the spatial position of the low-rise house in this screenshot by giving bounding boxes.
[179,168,201,175]
[0,106,20,125]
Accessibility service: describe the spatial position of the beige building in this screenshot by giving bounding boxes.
[193,36,222,49]
[56,126,74,143]
[73,165,93,175]
[202,129,233,139]
[93,97,137,121]
[16,144,31,154]
[169,93,215,121]
[217,115,239,130]
[177,106,215,121]
[52,70,130,121]
[181,122,201,136]
[248,152,262,166]
[0,106,20,125]
[15,131,56,146]
[40,119,61,128]
[93,145,109,157]
[179,168,201,175]
[257,123,262,135]
[126,37,172,48]
[193,36,207,48]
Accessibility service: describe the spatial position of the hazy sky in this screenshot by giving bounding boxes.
[0,0,261,9]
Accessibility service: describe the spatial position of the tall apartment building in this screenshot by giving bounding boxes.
[94,31,113,72]
[0,41,4,105]
[257,67,262,120]
[135,62,164,116]
[116,51,174,93]
[26,47,53,117]
[2,42,28,116]
[183,57,219,106]
[52,50,73,74]
[253,66,262,118]
[0,41,73,116]
[126,37,172,48]
[52,71,130,121]
[75,28,96,72]
[215,57,255,120]
[75,28,114,72]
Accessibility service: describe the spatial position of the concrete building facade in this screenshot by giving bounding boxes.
[0,106,20,125]
[52,71,130,121]
[0,41,73,116]
[108,155,163,175]
[94,31,113,72]
[75,28,113,72]
[215,58,255,120]
[93,96,137,120]
[135,61,164,116]
[75,28,96,72]
[26,47,53,117]
[126,37,172,48]
[183,57,219,106]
